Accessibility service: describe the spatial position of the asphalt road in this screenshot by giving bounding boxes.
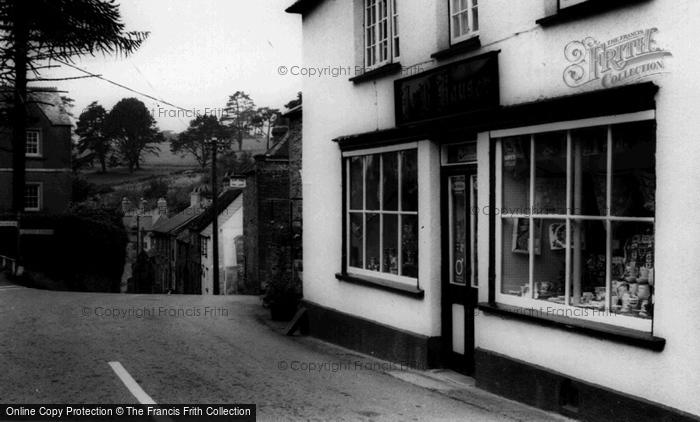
[0,283,567,421]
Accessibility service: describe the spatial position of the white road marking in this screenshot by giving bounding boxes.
[109,361,157,404]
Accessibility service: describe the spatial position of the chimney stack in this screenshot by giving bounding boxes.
[157,198,167,215]
[121,197,132,214]
[190,188,201,207]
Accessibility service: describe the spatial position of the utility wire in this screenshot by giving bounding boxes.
[129,58,186,127]
[55,59,190,113]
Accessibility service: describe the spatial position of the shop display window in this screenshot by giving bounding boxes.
[346,147,418,282]
[495,114,656,330]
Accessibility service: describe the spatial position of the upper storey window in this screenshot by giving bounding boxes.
[450,0,479,44]
[364,0,399,69]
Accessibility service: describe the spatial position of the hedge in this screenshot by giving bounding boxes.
[0,204,128,292]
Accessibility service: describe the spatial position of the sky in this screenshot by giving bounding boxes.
[41,0,302,133]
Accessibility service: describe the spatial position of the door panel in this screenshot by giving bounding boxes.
[443,169,478,375]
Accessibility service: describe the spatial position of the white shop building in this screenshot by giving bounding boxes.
[288,0,700,419]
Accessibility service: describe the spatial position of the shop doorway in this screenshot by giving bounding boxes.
[442,169,478,375]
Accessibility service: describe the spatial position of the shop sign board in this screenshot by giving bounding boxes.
[394,52,499,126]
[229,178,246,188]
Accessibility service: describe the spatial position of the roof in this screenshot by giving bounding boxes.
[286,0,323,14]
[0,87,72,126]
[188,189,243,232]
[30,90,72,126]
[265,133,289,158]
[151,205,205,235]
[282,104,302,119]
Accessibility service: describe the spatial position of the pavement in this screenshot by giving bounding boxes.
[262,315,574,422]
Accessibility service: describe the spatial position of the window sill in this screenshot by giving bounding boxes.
[349,62,402,84]
[336,272,424,298]
[25,155,45,160]
[431,36,481,60]
[477,302,665,351]
[536,0,651,27]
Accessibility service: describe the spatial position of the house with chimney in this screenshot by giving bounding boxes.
[187,188,244,295]
[0,88,72,213]
[151,187,209,293]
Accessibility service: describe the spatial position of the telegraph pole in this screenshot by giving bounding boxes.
[207,137,221,295]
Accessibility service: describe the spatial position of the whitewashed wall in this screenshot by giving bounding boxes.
[300,0,700,415]
[472,0,700,416]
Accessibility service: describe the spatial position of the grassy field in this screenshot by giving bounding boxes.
[81,142,201,186]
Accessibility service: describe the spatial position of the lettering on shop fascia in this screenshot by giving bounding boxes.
[563,28,672,89]
[394,51,499,126]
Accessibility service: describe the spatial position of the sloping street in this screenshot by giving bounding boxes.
[0,278,569,421]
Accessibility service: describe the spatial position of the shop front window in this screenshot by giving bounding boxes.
[346,146,418,283]
[494,113,656,331]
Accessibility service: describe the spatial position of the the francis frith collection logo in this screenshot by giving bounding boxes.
[563,28,671,89]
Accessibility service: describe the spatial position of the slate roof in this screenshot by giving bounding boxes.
[30,90,72,126]
[151,205,206,235]
[0,87,72,126]
[188,189,243,233]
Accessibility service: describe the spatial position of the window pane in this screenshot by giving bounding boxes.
[451,176,468,285]
[501,217,530,296]
[452,0,462,12]
[383,152,399,210]
[533,219,565,302]
[366,213,380,271]
[26,132,39,154]
[610,221,654,319]
[568,219,607,308]
[350,156,363,209]
[382,214,398,274]
[611,121,655,217]
[472,7,478,31]
[401,215,419,278]
[460,12,469,34]
[571,126,607,217]
[501,136,531,211]
[24,185,39,209]
[452,15,461,39]
[349,213,364,268]
[534,131,567,214]
[365,154,380,210]
[400,149,418,211]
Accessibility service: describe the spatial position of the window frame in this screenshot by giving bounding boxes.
[25,129,42,157]
[24,182,42,212]
[449,0,479,45]
[343,143,419,286]
[492,110,656,333]
[364,0,400,70]
[200,237,209,258]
